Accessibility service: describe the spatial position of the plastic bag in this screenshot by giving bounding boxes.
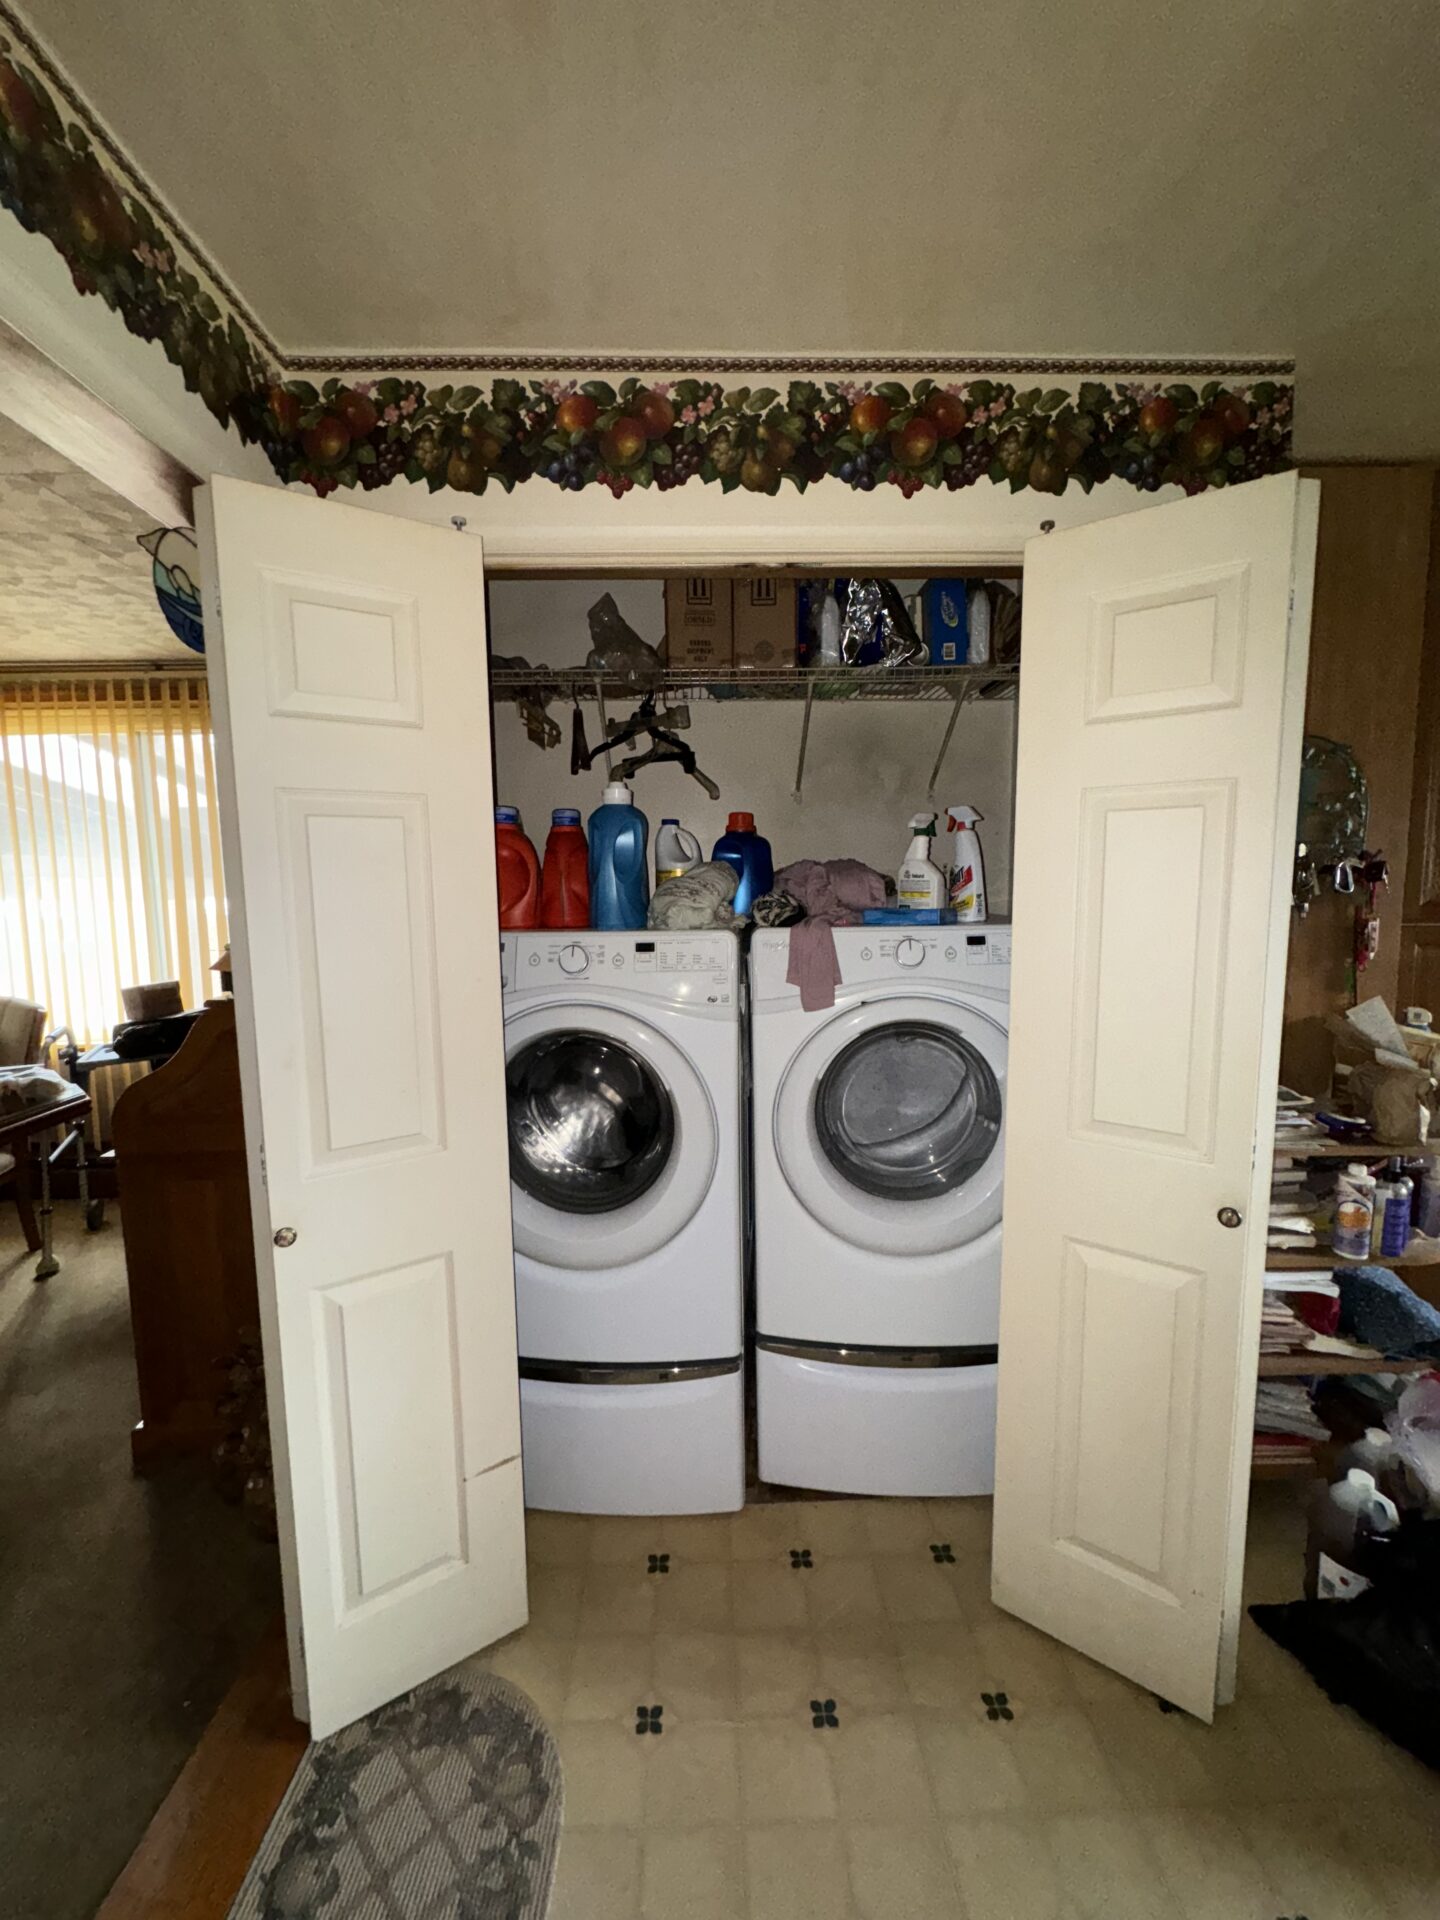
[584,593,663,689]
[1251,1518,1440,1772]
[1387,1374,1440,1507]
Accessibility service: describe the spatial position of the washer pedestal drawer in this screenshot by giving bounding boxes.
[757,1346,997,1497]
[520,1362,744,1515]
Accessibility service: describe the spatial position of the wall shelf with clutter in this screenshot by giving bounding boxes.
[488,571,1022,803]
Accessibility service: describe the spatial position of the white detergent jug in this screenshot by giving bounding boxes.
[897,813,945,910]
[655,818,702,888]
[944,804,987,922]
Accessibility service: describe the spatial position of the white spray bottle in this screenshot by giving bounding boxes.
[897,813,945,911]
[945,804,987,922]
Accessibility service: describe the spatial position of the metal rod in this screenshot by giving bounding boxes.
[927,689,966,801]
[594,675,613,777]
[793,679,816,799]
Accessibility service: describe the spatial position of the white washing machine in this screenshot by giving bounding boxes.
[749,924,1010,1496]
[502,929,744,1514]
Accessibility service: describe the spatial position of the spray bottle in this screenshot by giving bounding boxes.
[897,813,945,911]
[944,805,987,922]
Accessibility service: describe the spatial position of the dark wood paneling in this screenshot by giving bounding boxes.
[1280,467,1436,1094]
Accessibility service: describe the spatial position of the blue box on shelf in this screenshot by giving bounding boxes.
[922,579,969,665]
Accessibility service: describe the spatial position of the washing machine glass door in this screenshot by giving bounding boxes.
[508,1032,674,1214]
[505,1003,718,1270]
[774,996,1006,1256]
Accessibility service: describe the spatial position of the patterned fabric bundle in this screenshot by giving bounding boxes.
[647,860,738,929]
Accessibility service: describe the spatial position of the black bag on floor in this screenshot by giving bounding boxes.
[1250,1518,1440,1772]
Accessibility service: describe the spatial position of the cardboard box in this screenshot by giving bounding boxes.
[733,576,798,671]
[665,576,733,670]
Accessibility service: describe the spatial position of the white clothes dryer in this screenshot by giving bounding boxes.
[502,929,744,1514]
[749,924,1010,1496]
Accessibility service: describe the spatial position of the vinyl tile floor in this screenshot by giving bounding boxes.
[481,1486,1440,1919]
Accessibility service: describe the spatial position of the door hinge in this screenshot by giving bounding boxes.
[258,1140,267,1188]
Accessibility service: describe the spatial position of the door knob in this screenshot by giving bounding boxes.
[1217,1207,1242,1229]
[273,1227,297,1248]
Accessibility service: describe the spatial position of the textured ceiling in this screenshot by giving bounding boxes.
[0,414,190,662]
[14,0,1440,458]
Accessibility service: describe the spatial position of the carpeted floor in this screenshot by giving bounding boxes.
[0,1204,282,1920]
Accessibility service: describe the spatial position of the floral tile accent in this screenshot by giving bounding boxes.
[788,1548,814,1569]
[929,1543,956,1564]
[634,1704,664,1736]
[810,1698,840,1730]
[646,1553,670,1575]
[981,1692,1014,1722]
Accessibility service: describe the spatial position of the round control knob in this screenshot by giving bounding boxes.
[558,943,590,976]
[896,937,926,969]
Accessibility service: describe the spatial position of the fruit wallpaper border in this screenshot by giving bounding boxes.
[0,19,1295,505]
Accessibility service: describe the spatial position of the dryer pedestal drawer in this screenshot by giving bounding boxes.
[520,1363,744,1515]
[757,1346,997,1497]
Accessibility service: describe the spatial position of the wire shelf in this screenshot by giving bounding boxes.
[488,663,1019,705]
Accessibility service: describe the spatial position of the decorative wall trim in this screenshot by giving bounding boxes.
[0,7,1296,507]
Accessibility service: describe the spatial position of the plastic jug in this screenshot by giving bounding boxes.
[1304,1467,1400,1600]
[588,780,650,930]
[540,808,590,929]
[711,812,774,917]
[944,804,987,922]
[655,819,702,889]
[495,805,540,929]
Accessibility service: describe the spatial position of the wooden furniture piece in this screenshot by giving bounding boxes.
[112,1000,259,1472]
[0,1088,92,1275]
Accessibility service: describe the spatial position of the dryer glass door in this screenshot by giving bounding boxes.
[815,1021,1000,1201]
[507,1031,675,1214]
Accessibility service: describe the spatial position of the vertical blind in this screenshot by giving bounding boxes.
[0,678,227,1046]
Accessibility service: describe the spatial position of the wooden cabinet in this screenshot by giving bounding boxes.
[112,999,259,1471]
[1280,467,1438,1094]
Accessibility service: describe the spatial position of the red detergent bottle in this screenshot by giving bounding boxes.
[540,807,590,928]
[495,805,540,928]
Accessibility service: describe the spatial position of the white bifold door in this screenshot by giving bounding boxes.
[197,477,526,1739]
[993,471,1319,1720]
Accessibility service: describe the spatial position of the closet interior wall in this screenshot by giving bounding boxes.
[487,576,1018,908]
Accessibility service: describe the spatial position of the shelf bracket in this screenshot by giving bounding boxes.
[927,688,968,802]
[792,679,816,800]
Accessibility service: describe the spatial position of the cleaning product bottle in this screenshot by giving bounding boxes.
[495,805,540,929]
[587,780,650,931]
[539,807,590,929]
[1304,1468,1400,1600]
[1377,1159,1414,1258]
[1331,1163,1376,1260]
[944,805,987,922]
[1417,1161,1440,1240]
[711,812,774,916]
[654,819,702,889]
[896,813,945,911]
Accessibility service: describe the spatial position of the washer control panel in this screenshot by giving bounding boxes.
[501,931,737,1005]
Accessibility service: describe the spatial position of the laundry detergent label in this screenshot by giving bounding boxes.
[1316,1552,1371,1601]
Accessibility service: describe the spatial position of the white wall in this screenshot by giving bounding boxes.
[488,578,1017,912]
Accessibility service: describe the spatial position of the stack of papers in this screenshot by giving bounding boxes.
[1254,1379,1329,1441]
[1276,1087,1327,1141]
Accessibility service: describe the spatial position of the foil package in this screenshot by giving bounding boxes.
[838,578,927,668]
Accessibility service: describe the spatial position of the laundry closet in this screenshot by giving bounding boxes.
[486,570,1021,1520]
[199,466,1317,1734]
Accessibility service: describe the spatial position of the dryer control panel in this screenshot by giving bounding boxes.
[747,923,1011,1004]
[501,930,737,1007]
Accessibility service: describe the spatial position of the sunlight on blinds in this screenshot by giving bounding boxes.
[0,678,227,1045]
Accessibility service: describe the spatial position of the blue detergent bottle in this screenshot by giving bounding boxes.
[588,779,650,929]
[712,811,773,916]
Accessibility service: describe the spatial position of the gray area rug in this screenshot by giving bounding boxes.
[229,1663,563,1920]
